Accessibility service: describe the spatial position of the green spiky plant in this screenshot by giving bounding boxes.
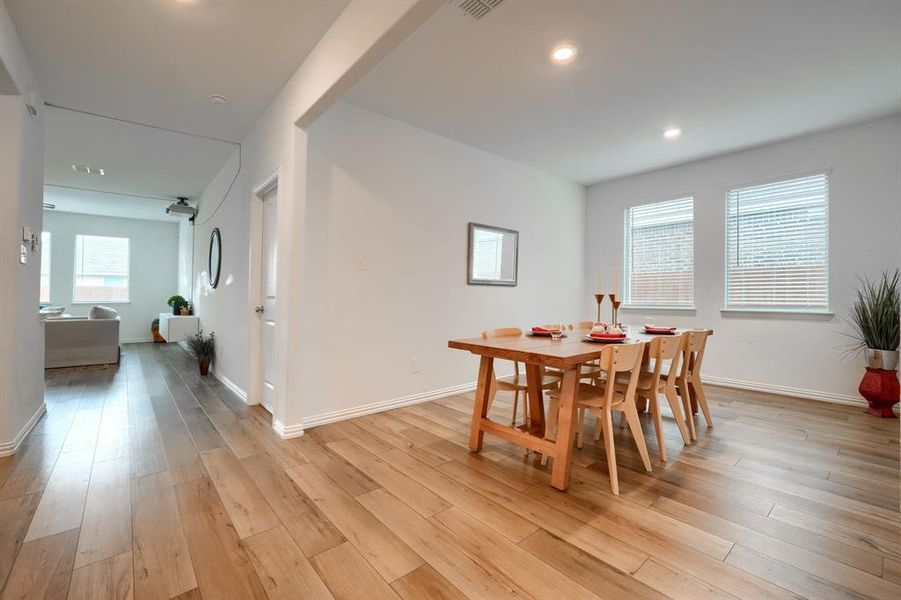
[847,270,900,353]
[185,330,215,361]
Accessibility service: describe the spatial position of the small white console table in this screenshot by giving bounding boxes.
[158,313,199,343]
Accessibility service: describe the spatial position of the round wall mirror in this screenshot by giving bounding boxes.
[208,228,222,289]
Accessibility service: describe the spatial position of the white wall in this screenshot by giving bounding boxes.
[190,0,443,432]
[177,219,193,300]
[43,211,180,342]
[0,1,45,454]
[299,101,585,423]
[586,115,901,402]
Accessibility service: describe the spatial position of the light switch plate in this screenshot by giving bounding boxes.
[22,226,31,242]
[19,244,27,264]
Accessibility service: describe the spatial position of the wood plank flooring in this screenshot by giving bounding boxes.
[0,342,898,599]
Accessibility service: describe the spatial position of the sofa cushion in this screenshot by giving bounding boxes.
[89,305,119,319]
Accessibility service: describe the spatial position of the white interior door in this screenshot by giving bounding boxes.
[259,187,278,412]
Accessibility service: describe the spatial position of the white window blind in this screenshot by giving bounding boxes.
[73,235,130,303]
[624,196,694,307]
[725,173,828,310]
[40,231,51,304]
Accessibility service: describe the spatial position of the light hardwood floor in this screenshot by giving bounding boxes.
[0,342,898,599]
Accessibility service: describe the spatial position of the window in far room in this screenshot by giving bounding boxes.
[73,234,130,303]
[623,196,694,308]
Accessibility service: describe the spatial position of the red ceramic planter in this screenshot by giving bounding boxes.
[859,368,900,418]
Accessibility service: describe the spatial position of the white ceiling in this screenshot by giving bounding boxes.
[346,0,901,185]
[6,0,349,141]
[44,186,187,224]
[44,105,234,200]
[6,0,348,219]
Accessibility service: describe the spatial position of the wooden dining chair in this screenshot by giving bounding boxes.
[482,327,560,427]
[573,341,652,494]
[573,321,602,383]
[606,334,691,461]
[671,329,713,439]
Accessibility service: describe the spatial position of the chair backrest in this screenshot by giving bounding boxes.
[599,341,645,406]
[679,329,711,379]
[647,334,684,389]
[482,327,524,378]
[482,327,522,339]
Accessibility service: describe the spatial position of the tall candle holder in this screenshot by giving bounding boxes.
[609,293,620,325]
[594,293,605,323]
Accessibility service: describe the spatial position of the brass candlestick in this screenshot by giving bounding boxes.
[609,293,620,324]
[594,293,605,323]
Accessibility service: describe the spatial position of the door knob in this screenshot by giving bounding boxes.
[255,306,264,314]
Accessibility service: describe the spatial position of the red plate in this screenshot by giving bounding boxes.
[643,326,677,335]
[584,335,630,344]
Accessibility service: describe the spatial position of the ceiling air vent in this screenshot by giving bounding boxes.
[71,164,105,176]
[458,0,505,20]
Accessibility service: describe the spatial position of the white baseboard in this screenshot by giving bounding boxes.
[0,402,47,457]
[210,368,249,403]
[272,418,304,440]
[703,375,865,407]
[276,380,480,436]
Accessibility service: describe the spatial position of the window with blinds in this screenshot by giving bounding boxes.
[40,231,51,304]
[725,173,828,311]
[624,196,694,307]
[73,235,130,303]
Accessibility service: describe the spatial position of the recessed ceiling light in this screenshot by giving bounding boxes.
[550,44,577,64]
[209,94,230,105]
[663,127,682,140]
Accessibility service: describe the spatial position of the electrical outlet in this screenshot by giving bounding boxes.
[410,357,421,374]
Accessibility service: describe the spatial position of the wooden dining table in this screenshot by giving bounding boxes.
[448,326,708,491]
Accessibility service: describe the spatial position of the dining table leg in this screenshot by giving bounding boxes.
[469,356,495,452]
[524,364,546,437]
[549,366,580,490]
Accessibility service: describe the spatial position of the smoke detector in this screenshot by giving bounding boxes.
[209,94,230,105]
[457,0,505,20]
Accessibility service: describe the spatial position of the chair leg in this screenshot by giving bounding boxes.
[576,407,585,449]
[694,378,713,428]
[598,406,619,495]
[522,390,530,427]
[511,390,519,426]
[649,392,666,462]
[664,385,691,445]
[679,380,697,441]
[622,399,652,472]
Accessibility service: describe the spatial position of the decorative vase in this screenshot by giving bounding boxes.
[198,358,210,377]
[864,349,900,371]
[179,306,190,316]
[859,367,899,418]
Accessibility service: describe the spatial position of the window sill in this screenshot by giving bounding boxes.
[71,301,131,305]
[620,305,697,315]
[720,308,834,320]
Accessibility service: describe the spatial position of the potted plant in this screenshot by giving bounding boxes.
[167,295,189,315]
[847,270,899,417]
[185,330,215,376]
